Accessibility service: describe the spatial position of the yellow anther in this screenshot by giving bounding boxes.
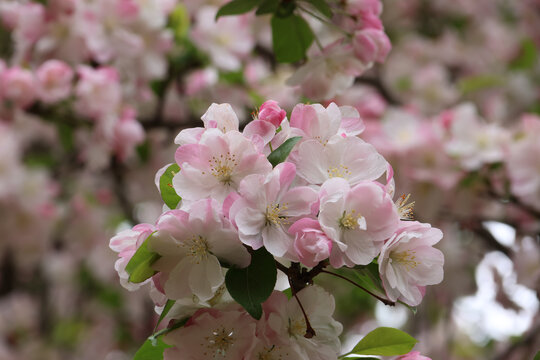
[395,194,415,220]
[326,165,351,179]
[266,203,289,226]
[391,250,420,270]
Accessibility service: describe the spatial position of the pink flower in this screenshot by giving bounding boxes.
[258,100,286,127]
[397,351,432,360]
[173,129,272,203]
[191,6,254,71]
[113,107,145,161]
[290,102,364,144]
[379,221,444,306]
[74,66,121,119]
[0,67,36,108]
[287,41,367,100]
[163,308,257,360]
[226,162,318,257]
[149,199,250,301]
[261,286,343,360]
[289,218,332,267]
[36,60,74,104]
[353,28,391,64]
[318,178,400,267]
[109,223,155,291]
[201,102,239,132]
[293,135,387,186]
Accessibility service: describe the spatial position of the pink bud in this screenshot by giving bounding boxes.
[353,28,391,64]
[289,218,333,268]
[258,100,286,127]
[36,60,74,104]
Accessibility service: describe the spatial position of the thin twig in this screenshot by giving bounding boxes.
[320,270,395,306]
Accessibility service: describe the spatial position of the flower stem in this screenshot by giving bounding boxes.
[320,270,395,306]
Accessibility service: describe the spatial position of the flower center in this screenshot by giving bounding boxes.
[208,152,237,184]
[327,165,351,179]
[390,250,419,270]
[265,203,289,226]
[182,235,209,264]
[205,326,236,357]
[256,346,281,360]
[339,210,366,230]
[288,317,306,338]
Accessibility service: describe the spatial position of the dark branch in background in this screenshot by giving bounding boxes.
[111,156,137,224]
[459,219,512,257]
[493,317,540,360]
[484,177,540,220]
[356,73,401,106]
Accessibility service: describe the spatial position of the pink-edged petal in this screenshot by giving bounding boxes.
[243,120,276,144]
[281,186,318,217]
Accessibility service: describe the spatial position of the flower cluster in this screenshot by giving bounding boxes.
[110,100,443,358]
[288,0,391,100]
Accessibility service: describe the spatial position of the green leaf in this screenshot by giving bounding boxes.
[350,327,417,356]
[267,136,302,167]
[352,262,387,299]
[125,232,160,283]
[534,350,540,360]
[225,248,277,319]
[510,38,538,71]
[57,122,74,152]
[256,0,279,15]
[155,299,176,331]
[133,338,172,360]
[458,75,504,95]
[271,15,314,63]
[305,0,332,18]
[216,0,262,19]
[159,164,182,209]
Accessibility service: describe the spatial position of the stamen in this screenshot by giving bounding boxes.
[326,164,351,179]
[339,210,366,230]
[209,151,237,184]
[265,203,289,226]
[395,194,415,220]
[390,250,420,270]
[181,235,209,264]
[205,326,236,358]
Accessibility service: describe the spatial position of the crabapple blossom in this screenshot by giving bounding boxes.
[288,218,333,267]
[225,162,318,257]
[163,307,257,360]
[35,60,74,104]
[173,129,272,203]
[318,178,400,267]
[287,40,367,101]
[293,134,387,186]
[352,28,392,64]
[200,102,240,133]
[109,223,155,291]
[149,198,250,301]
[0,67,36,108]
[379,221,444,306]
[289,102,364,144]
[261,286,343,360]
[257,100,287,128]
[191,6,255,71]
[74,66,122,119]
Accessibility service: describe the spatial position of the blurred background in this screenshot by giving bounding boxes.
[0,0,539,359]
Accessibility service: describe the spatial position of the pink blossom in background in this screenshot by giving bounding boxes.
[36,60,74,104]
[74,66,122,119]
[353,28,392,64]
[0,67,36,108]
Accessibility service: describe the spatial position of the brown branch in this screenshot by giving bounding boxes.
[320,269,396,306]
